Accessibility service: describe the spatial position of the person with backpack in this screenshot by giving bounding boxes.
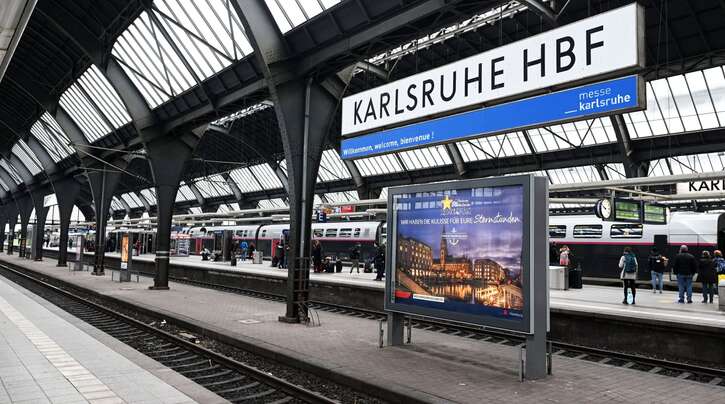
[349,244,361,274]
[698,251,717,303]
[648,247,666,294]
[373,242,385,281]
[559,245,571,267]
[672,245,698,304]
[619,247,638,305]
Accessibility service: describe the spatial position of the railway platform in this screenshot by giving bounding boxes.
[0,269,221,404]
[5,254,725,403]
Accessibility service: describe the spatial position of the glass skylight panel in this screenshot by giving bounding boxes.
[189,207,203,215]
[526,118,614,152]
[398,145,451,170]
[30,113,75,162]
[278,159,287,177]
[457,132,530,162]
[258,198,287,209]
[354,154,404,176]
[668,152,725,175]
[175,182,197,202]
[703,66,725,123]
[379,188,388,199]
[264,0,340,34]
[317,149,350,182]
[140,188,157,206]
[121,192,143,209]
[0,160,22,184]
[59,83,112,142]
[112,11,197,108]
[647,159,671,177]
[650,78,684,134]
[603,163,626,180]
[249,163,283,190]
[153,0,252,80]
[324,191,358,203]
[685,70,720,129]
[546,166,601,184]
[193,175,232,198]
[11,140,43,176]
[77,65,132,129]
[229,168,263,193]
[110,197,125,212]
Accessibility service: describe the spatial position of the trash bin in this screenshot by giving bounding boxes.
[253,251,263,264]
[549,266,567,290]
[569,265,583,289]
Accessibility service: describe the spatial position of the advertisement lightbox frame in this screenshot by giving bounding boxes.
[384,174,549,335]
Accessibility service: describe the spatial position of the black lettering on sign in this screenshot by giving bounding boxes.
[440,72,457,102]
[364,99,377,122]
[491,56,505,89]
[353,99,363,125]
[689,182,697,192]
[422,79,435,108]
[523,43,545,82]
[556,36,576,73]
[379,92,390,118]
[586,25,604,65]
[406,84,418,111]
[464,64,483,97]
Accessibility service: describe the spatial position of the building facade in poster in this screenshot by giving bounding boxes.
[392,185,525,321]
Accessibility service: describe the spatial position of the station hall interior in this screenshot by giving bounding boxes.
[0,0,724,403]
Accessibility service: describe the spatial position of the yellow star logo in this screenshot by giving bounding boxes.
[442,195,453,210]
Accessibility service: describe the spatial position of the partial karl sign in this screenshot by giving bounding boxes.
[342,3,644,136]
[677,180,725,195]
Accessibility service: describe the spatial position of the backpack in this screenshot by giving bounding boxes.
[623,254,637,273]
[716,257,725,274]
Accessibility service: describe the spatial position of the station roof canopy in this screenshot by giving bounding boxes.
[0,0,724,216]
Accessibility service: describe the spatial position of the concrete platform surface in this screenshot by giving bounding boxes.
[0,273,213,404]
[8,254,725,404]
[46,248,725,330]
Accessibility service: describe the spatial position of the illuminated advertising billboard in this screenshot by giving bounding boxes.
[386,175,548,333]
[120,233,130,270]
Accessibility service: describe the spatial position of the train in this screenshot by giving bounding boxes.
[548,212,725,279]
[180,221,387,263]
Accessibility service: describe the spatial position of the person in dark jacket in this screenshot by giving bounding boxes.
[698,251,717,303]
[349,244,361,274]
[672,245,698,304]
[373,242,385,281]
[311,240,322,273]
[647,248,666,294]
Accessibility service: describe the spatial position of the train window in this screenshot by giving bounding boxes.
[339,228,352,238]
[549,225,566,238]
[325,229,337,238]
[312,228,323,238]
[354,228,361,238]
[573,225,602,238]
[610,224,643,239]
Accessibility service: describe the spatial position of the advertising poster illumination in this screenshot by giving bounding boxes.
[386,175,547,333]
[120,233,130,270]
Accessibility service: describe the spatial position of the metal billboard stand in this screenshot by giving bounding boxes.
[383,175,551,381]
[112,232,138,283]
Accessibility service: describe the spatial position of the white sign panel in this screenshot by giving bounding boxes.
[677,180,725,195]
[342,3,644,136]
[43,194,57,207]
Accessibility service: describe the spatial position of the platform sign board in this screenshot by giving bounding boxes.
[342,3,644,137]
[341,75,644,159]
[385,175,549,335]
[613,199,642,223]
[676,180,725,196]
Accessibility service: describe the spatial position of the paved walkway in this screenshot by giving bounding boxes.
[0,274,212,404]
[44,248,725,330]
[8,255,725,403]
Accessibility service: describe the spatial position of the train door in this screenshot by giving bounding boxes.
[718,214,725,252]
[654,234,668,254]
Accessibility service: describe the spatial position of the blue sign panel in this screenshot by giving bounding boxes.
[341,75,643,159]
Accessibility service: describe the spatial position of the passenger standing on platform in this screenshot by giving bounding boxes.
[374,242,385,281]
[672,245,698,304]
[697,250,717,303]
[248,243,255,260]
[559,245,571,267]
[349,244,361,274]
[312,240,322,272]
[648,248,666,294]
[619,247,638,305]
[240,241,248,262]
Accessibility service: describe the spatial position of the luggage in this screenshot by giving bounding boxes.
[271,256,279,267]
[335,259,343,273]
[364,261,372,273]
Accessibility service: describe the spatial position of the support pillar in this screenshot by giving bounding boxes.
[146,138,195,290]
[0,215,5,253]
[6,209,17,255]
[274,79,338,322]
[30,190,50,261]
[55,180,82,267]
[17,198,33,258]
[87,168,122,275]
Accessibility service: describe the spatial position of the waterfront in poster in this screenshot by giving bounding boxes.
[393,185,524,320]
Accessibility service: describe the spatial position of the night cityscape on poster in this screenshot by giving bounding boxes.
[393,185,524,320]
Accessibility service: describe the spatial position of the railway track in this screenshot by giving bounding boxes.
[0,264,337,404]
[155,272,725,387]
[8,259,725,389]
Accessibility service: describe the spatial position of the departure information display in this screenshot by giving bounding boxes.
[643,203,668,225]
[614,199,642,223]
